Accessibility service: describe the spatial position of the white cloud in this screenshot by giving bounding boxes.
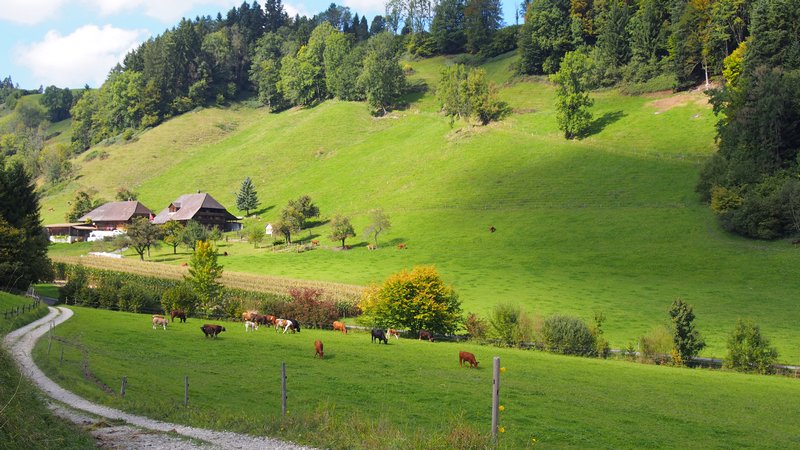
[15,25,148,88]
[82,0,241,23]
[0,0,69,25]
[341,0,384,17]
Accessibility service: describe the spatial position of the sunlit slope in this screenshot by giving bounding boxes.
[41,54,800,361]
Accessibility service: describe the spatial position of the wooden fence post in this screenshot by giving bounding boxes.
[281,362,287,417]
[184,375,189,406]
[120,376,127,397]
[59,345,64,366]
[491,356,500,442]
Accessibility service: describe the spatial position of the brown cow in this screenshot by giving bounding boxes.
[332,321,348,334]
[387,329,400,339]
[315,340,324,359]
[170,309,186,323]
[201,324,226,338]
[419,330,434,342]
[242,310,258,322]
[254,314,275,326]
[459,351,478,368]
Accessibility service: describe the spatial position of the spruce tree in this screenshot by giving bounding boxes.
[235,176,260,216]
[668,299,705,366]
[0,160,52,289]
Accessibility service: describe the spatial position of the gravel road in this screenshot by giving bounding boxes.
[3,306,314,450]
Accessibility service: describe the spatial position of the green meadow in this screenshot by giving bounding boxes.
[34,307,800,449]
[0,293,96,449]
[42,53,800,362]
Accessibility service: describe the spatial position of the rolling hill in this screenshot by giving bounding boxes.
[42,53,800,362]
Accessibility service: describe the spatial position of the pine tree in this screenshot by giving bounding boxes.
[0,160,52,289]
[235,176,260,216]
[669,299,705,365]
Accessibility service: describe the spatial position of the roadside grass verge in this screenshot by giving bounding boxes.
[33,306,800,449]
[0,292,96,449]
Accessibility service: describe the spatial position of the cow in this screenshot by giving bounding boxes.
[254,314,275,326]
[387,329,400,339]
[459,351,479,368]
[242,310,258,322]
[332,321,348,334]
[201,324,226,338]
[275,318,300,334]
[152,316,168,330]
[245,320,259,332]
[371,329,388,344]
[170,309,187,323]
[419,330,434,342]
[314,340,324,359]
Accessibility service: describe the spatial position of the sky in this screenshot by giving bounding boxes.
[0,0,522,90]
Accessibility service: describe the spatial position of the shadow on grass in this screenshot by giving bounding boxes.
[248,205,274,217]
[304,219,329,228]
[585,110,626,137]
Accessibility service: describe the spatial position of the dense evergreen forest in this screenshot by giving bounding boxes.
[1,0,799,239]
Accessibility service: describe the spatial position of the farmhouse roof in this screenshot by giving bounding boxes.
[78,201,154,222]
[152,193,237,224]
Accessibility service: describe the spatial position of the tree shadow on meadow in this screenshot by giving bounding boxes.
[250,205,274,217]
[585,110,626,137]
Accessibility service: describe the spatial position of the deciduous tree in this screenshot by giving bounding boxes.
[357,32,406,115]
[724,319,779,374]
[186,240,223,315]
[359,266,463,335]
[126,216,162,260]
[550,50,594,139]
[328,214,355,249]
[364,208,391,247]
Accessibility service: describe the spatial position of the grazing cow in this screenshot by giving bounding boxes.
[275,318,300,334]
[242,310,258,322]
[254,314,275,326]
[459,351,479,368]
[397,243,407,250]
[201,324,226,338]
[489,226,496,233]
[152,316,168,330]
[180,262,188,267]
[419,330,434,342]
[387,329,400,340]
[170,309,187,323]
[332,321,348,334]
[245,320,259,332]
[314,340,324,359]
[152,314,165,319]
[371,329,388,344]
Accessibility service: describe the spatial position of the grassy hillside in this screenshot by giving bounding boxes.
[34,307,800,449]
[42,53,800,362]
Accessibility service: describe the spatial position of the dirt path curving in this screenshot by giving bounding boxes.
[3,307,313,450]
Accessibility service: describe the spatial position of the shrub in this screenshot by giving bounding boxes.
[724,319,779,374]
[284,288,339,328]
[161,282,199,315]
[591,312,610,358]
[359,266,462,335]
[488,303,530,346]
[464,312,489,341]
[59,265,88,304]
[118,284,146,313]
[75,286,99,307]
[541,314,596,356]
[638,325,673,364]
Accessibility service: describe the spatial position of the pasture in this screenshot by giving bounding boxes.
[0,292,95,449]
[33,307,800,449]
[41,51,800,362]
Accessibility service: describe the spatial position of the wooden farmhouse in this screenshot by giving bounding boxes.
[152,193,240,231]
[45,200,154,243]
[78,201,154,230]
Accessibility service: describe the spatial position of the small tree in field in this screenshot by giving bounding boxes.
[359,266,462,335]
[126,216,162,260]
[669,299,705,365]
[329,214,355,249]
[724,319,779,374]
[186,240,223,315]
[245,226,265,248]
[161,221,184,254]
[550,50,594,139]
[160,282,199,316]
[364,208,391,248]
[235,176,260,216]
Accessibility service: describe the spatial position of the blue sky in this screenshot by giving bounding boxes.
[0,1,521,90]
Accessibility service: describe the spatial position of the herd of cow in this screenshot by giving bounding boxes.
[150,310,479,368]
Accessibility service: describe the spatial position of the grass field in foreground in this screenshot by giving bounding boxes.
[0,293,96,449]
[42,52,800,362]
[34,307,800,449]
